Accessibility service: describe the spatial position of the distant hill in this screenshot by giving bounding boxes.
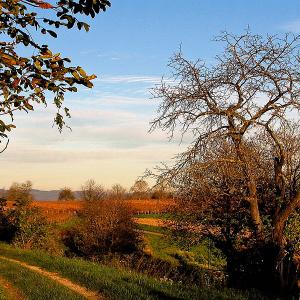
[32,189,60,201]
[0,189,80,201]
[32,190,81,201]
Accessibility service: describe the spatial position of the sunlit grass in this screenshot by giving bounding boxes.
[0,257,84,300]
[137,223,167,234]
[0,285,7,300]
[0,243,265,300]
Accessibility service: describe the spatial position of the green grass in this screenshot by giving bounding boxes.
[137,223,167,234]
[0,243,264,300]
[144,232,179,265]
[55,216,81,230]
[0,257,85,300]
[143,231,226,270]
[0,285,7,300]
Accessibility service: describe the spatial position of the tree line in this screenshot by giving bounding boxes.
[0,179,173,202]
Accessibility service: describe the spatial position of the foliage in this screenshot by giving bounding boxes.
[58,187,76,201]
[1,181,62,253]
[65,199,141,257]
[0,0,111,151]
[285,211,300,253]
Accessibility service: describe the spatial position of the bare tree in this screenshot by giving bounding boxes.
[151,31,300,294]
[81,179,106,202]
[110,184,127,200]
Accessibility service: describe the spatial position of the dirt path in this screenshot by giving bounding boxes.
[0,256,104,300]
[0,276,25,300]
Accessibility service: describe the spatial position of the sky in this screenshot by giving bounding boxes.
[1,0,300,190]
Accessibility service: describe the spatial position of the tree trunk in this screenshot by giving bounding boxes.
[272,210,299,294]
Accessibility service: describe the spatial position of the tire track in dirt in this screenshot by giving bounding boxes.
[0,256,104,300]
[0,276,26,300]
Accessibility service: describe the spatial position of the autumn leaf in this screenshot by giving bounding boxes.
[38,2,54,9]
[12,78,20,88]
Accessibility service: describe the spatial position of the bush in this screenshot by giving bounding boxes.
[8,196,63,254]
[64,200,142,258]
[0,181,63,254]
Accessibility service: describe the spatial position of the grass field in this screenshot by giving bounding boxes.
[0,243,266,300]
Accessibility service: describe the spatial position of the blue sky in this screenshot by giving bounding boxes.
[2,0,300,191]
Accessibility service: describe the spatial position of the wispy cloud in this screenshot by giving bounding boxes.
[97,75,163,84]
[0,143,181,164]
[69,95,155,106]
[0,72,181,189]
[280,20,300,33]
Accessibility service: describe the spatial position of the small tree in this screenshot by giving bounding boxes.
[58,187,75,201]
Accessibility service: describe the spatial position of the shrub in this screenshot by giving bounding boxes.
[1,181,63,254]
[64,200,142,258]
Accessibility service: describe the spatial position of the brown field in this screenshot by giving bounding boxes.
[29,199,174,223]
